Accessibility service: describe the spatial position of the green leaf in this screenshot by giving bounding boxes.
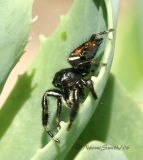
[112,0,143,101]
[74,141,128,160]
[0,0,33,93]
[66,75,143,160]
[0,0,117,160]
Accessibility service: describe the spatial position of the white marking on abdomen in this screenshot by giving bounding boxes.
[68,56,80,61]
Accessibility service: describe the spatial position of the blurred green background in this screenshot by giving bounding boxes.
[112,0,143,104]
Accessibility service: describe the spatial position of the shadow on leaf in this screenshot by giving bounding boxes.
[92,0,108,27]
[0,70,36,140]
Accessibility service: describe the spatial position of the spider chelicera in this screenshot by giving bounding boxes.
[42,29,114,143]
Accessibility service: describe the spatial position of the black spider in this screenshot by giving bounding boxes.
[42,29,114,143]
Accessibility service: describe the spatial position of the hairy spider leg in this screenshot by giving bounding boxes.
[81,79,97,99]
[42,89,65,143]
[67,79,97,130]
[56,98,62,129]
[90,29,114,43]
[67,88,80,130]
[95,29,114,36]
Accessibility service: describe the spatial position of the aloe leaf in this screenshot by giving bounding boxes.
[67,75,143,160]
[0,0,33,93]
[74,141,128,160]
[112,0,143,101]
[0,0,117,160]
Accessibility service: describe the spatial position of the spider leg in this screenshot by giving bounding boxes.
[95,29,114,36]
[67,88,80,130]
[56,98,62,129]
[42,89,64,143]
[81,79,97,99]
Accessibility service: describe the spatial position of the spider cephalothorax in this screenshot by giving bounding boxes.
[42,29,114,143]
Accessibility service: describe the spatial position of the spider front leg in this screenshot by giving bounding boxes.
[67,88,80,130]
[42,89,64,143]
[56,98,62,129]
[81,78,97,99]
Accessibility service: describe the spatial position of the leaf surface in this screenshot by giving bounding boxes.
[66,75,143,160]
[74,141,128,160]
[0,0,33,92]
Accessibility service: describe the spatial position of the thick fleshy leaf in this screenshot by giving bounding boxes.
[0,0,117,160]
[66,75,143,160]
[0,0,33,93]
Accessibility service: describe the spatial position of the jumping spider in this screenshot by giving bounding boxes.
[42,29,114,143]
